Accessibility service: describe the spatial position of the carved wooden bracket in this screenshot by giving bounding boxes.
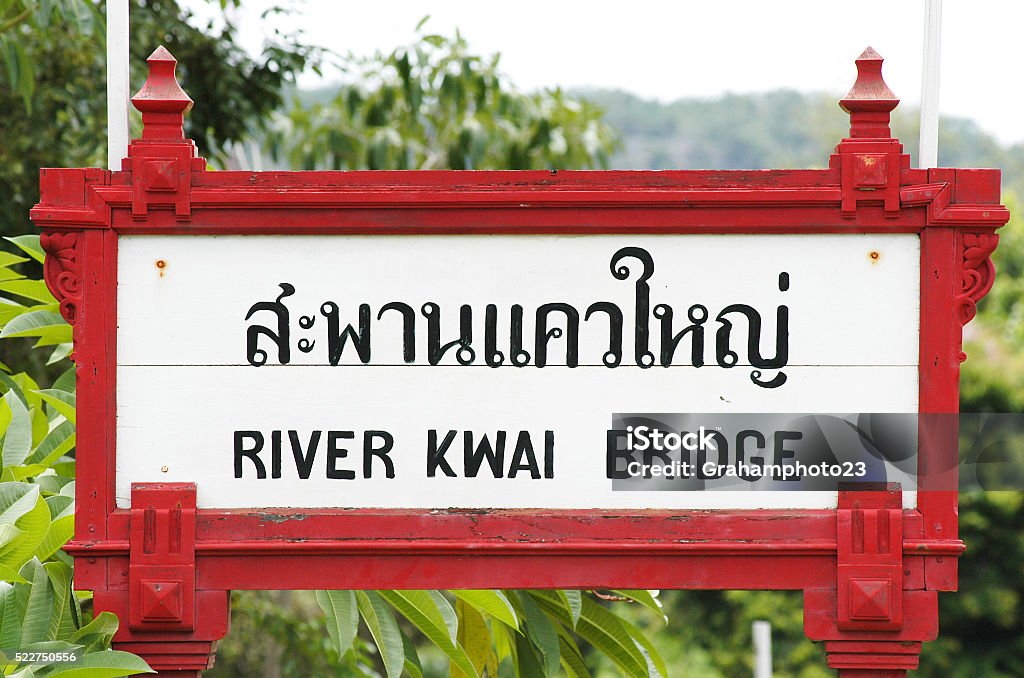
[957,232,999,326]
[955,231,1000,362]
[39,232,82,327]
[38,231,82,361]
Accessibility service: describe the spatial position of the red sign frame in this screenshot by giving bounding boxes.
[32,47,1007,676]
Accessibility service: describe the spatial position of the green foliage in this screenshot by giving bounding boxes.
[268,23,617,171]
[637,591,827,678]
[0,559,153,676]
[919,492,1024,677]
[214,588,668,677]
[0,1,101,112]
[972,193,1024,350]
[0,0,317,239]
[210,591,359,676]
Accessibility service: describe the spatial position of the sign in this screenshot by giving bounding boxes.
[32,47,1008,675]
[117,233,920,510]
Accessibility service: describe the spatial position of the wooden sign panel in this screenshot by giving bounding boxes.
[31,47,1008,676]
[116,233,920,510]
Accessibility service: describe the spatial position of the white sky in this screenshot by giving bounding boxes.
[193,1,1021,145]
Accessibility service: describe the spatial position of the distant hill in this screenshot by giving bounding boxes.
[577,88,1024,197]
[293,84,1023,197]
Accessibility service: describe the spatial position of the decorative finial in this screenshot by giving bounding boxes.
[839,47,899,139]
[131,46,193,141]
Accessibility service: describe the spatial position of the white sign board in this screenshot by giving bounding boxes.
[116,234,919,509]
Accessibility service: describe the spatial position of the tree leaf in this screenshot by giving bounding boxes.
[514,592,559,676]
[490,618,515,663]
[0,252,28,268]
[34,650,154,676]
[18,558,53,644]
[43,560,71,642]
[4,237,45,265]
[31,327,73,348]
[45,344,72,366]
[0,371,28,408]
[0,563,27,584]
[575,597,650,678]
[0,484,42,527]
[530,591,649,678]
[1,465,48,482]
[68,611,119,654]
[356,591,404,678]
[556,626,591,678]
[30,405,48,448]
[315,590,358,658]
[35,496,73,561]
[32,391,74,426]
[454,598,497,678]
[11,373,41,410]
[0,280,55,304]
[0,311,68,341]
[378,590,477,677]
[26,421,74,469]
[513,629,546,678]
[0,579,26,649]
[0,299,28,329]
[2,390,33,466]
[557,590,582,629]
[452,589,518,629]
[400,626,424,678]
[50,368,75,395]
[0,485,48,574]
[620,614,668,678]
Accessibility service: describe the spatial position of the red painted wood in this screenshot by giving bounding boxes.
[31,46,1008,675]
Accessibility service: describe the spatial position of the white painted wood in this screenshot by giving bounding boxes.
[115,234,921,511]
[106,0,130,170]
[117,234,920,367]
[919,0,943,169]
[115,364,919,510]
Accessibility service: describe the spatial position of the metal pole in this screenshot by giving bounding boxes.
[919,0,943,169]
[107,0,130,170]
[753,620,772,678]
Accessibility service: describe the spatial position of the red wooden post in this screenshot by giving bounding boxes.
[804,48,1000,676]
[32,45,1006,677]
[807,48,924,676]
[101,48,227,677]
